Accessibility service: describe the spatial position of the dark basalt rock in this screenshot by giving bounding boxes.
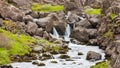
[59,54,70,59]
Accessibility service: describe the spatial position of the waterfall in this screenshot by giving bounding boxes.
[64,24,71,41]
[53,27,59,39]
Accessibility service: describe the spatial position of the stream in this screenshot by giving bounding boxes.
[11,24,105,68]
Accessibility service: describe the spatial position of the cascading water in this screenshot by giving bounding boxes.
[53,27,60,39]
[11,24,105,68]
[64,24,71,41]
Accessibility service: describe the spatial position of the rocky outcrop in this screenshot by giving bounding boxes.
[0,1,25,21]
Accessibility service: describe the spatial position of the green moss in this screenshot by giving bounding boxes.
[31,3,64,12]
[90,61,110,68]
[0,48,10,65]
[109,13,117,20]
[103,29,114,39]
[0,28,34,64]
[84,8,101,15]
[0,28,60,65]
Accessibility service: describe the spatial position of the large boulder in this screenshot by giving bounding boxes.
[76,19,92,28]
[86,51,102,61]
[89,17,101,28]
[0,1,25,21]
[26,22,38,35]
[70,27,89,43]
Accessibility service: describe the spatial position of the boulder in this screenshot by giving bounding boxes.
[76,19,92,28]
[86,51,102,61]
[0,1,25,21]
[23,15,33,23]
[86,29,97,39]
[26,22,38,35]
[35,28,44,37]
[89,17,101,28]
[70,27,89,42]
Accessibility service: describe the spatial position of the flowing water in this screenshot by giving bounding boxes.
[64,24,71,41]
[11,24,105,68]
[53,27,60,39]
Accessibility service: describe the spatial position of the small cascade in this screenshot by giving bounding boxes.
[53,27,60,39]
[64,24,71,41]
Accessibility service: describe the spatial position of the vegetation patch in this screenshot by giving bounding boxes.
[90,60,111,68]
[84,8,101,15]
[31,4,64,12]
[0,28,60,65]
[109,13,117,20]
[103,29,114,39]
[38,38,60,52]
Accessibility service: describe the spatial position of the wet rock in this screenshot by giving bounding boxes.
[62,63,66,65]
[78,52,83,55]
[26,22,38,35]
[72,62,76,64]
[0,65,13,68]
[86,51,102,61]
[37,62,46,66]
[40,52,53,60]
[0,1,25,21]
[76,19,92,28]
[70,39,81,44]
[50,60,58,63]
[59,54,70,59]
[32,61,39,65]
[35,28,44,37]
[66,58,74,61]
[70,27,89,43]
